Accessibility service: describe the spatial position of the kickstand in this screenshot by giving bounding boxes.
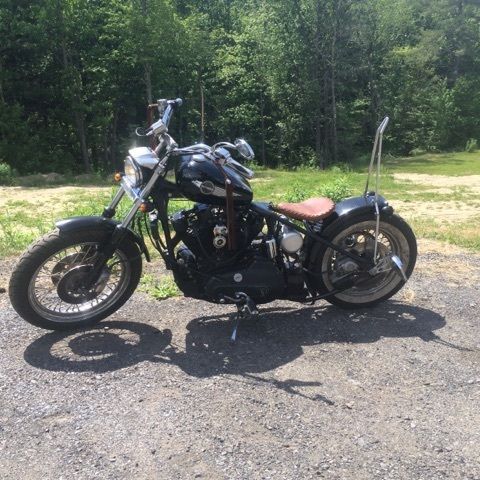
[224,292,259,344]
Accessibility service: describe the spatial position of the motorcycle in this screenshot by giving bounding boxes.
[9,98,417,342]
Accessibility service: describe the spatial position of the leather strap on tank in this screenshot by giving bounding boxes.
[225,177,237,250]
[215,162,237,251]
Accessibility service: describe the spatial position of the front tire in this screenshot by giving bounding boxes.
[9,228,142,330]
[308,213,417,308]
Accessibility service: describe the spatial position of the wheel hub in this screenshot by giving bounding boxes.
[56,265,110,304]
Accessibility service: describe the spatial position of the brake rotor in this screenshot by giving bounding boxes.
[51,251,94,286]
[56,265,110,304]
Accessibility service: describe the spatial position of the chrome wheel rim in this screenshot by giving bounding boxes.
[322,220,410,304]
[28,243,131,323]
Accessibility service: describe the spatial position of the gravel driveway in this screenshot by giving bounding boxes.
[1,242,480,479]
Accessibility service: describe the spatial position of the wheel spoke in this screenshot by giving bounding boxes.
[28,241,131,322]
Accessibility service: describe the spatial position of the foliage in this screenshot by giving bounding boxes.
[318,177,352,203]
[284,182,314,203]
[139,274,180,300]
[465,139,478,153]
[1,1,480,175]
[0,163,14,185]
[285,176,352,203]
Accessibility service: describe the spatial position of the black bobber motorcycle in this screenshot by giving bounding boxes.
[9,99,416,341]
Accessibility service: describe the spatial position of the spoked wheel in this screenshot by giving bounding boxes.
[9,229,142,330]
[309,213,417,308]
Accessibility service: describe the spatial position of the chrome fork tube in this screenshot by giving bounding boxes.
[102,186,126,218]
[109,187,125,209]
[120,162,166,228]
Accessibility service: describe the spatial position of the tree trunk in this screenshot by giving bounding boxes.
[452,0,464,83]
[314,1,325,169]
[200,75,205,142]
[58,3,91,173]
[144,63,153,104]
[140,0,153,103]
[111,108,118,170]
[315,116,324,170]
[73,110,91,173]
[0,60,4,103]
[260,91,266,166]
[330,3,338,164]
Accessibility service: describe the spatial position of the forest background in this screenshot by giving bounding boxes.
[0,0,479,176]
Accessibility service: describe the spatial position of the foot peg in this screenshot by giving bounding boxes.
[222,292,258,344]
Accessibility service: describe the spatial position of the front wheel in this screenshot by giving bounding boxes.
[308,213,417,308]
[9,228,142,330]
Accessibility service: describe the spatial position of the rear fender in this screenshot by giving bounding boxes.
[55,216,150,262]
[322,194,393,228]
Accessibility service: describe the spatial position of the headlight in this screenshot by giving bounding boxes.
[124,156,143,188]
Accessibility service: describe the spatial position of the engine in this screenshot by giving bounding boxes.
[171,204,263,268]
[170,204,290,302]
[170,203,313,303]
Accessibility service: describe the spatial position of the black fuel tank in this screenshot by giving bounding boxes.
[175,154,253,206]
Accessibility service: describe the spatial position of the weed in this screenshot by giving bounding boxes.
[284,182,314,203]
[318,176,352,202]
[0,163,14,185]
[139,274,180,300]
[465,139,478,153]
[284,176,352,203]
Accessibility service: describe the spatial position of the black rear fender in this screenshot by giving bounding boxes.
[322,194,393,228]
[55,216,150,261]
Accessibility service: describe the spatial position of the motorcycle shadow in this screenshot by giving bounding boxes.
[24,300,456,377]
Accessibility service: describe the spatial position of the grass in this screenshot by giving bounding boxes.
[139,273,180,300]
[1,150,480,260]
[384,151,480,176]
[410,216,480,251]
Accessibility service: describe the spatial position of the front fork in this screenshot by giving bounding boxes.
[86,166,165,285]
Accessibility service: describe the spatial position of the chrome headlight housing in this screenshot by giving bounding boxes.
[124,156,143,188]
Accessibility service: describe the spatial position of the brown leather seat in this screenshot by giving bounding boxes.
[273,197,335,222]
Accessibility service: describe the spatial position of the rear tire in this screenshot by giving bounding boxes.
[308,213,417,308]
[9,228,142,330]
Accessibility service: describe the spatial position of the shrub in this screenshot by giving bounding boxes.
[140,274,180,300]
[318,176,352,203]
[284,182,314,203]
[0,163,14,185]
[284,177,352,204]
[465,138,478,152]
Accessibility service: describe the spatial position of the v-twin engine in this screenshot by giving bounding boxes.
[171,204,287,302]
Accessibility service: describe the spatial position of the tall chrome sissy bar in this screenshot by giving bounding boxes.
[364,116,389,264]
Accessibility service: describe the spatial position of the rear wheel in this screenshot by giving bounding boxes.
[9,228,142,330]
[308,213,417,308]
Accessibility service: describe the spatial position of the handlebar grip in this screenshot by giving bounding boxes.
[169,98,183,108]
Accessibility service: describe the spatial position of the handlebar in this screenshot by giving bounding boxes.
[140,98,183,138]
[161,98,183,128]
[226,157,254,179]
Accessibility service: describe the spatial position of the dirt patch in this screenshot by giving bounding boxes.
[417,238,478,256]
[0,186,110,208]
[0,186,111,215]
[394,173,480,193]
[394,199,480,222]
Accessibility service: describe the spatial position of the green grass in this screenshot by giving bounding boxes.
[139,273,180,300]
[385,151,480,176]
[2,149,480,257]
[410,216,480,251]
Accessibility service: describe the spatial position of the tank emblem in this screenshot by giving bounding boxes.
[233,273,243,282]
[192,180,241,197]
[199,181,215,195]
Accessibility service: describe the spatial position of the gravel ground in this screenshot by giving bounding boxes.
[1,243,480,479]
